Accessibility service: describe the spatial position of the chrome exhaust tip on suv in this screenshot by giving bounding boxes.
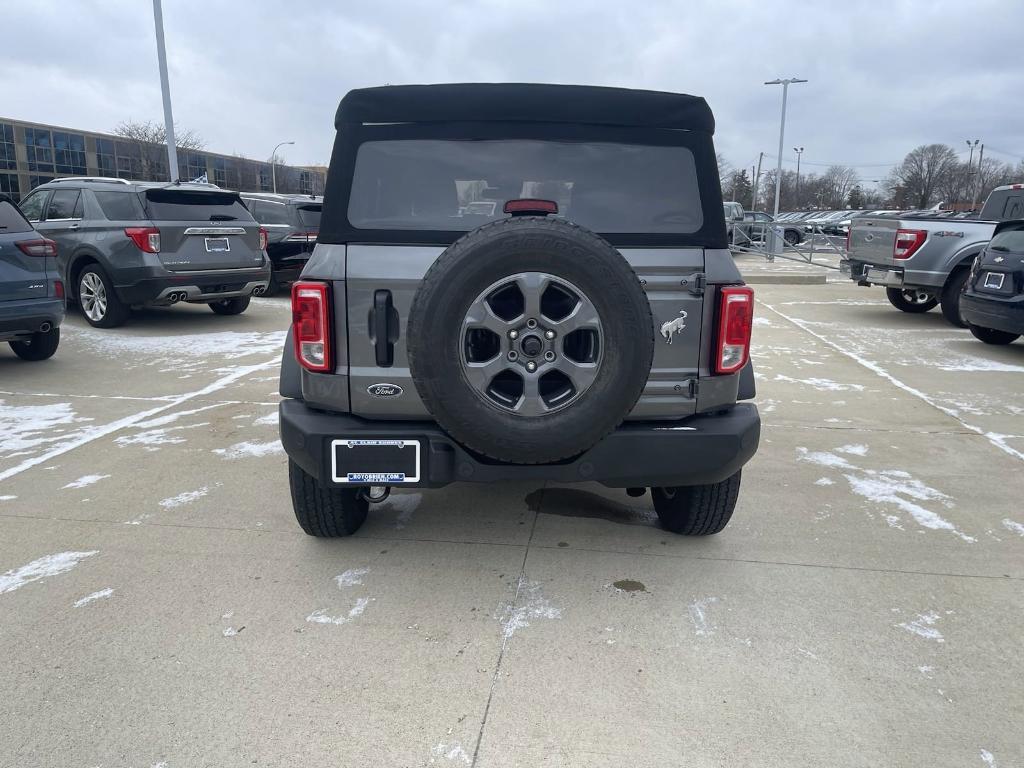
[252,285,266,296]
[38,322,52,333]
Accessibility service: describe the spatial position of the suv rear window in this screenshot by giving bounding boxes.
[989,227,1024,253]
[144,189,253,222]
[296,204,321,229]
[0,199,32,233]
[348,139,703,234]
[94,190,145,221]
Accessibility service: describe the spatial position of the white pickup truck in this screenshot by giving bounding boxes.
[845,184,1024,326]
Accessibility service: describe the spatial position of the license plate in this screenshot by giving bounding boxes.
[205,237,230,252]
[331,439,421,484]
[866,267,890,283]
[983,272,1005,290]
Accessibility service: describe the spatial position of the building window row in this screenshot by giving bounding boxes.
[0,123,16,171]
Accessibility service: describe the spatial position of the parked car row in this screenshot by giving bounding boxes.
[0,178,322,360]
[844,184,1024,346]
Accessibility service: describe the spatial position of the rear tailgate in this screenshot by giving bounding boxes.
[143,188,264,272]
[849,216,899,266]
[0,199,50,301]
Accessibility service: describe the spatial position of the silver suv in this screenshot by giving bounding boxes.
[278,84,760,538]
[17,178,270,327]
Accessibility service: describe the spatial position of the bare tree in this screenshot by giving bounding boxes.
[112,120,205,181]
[820,165,859,208]
[889,144,958,208]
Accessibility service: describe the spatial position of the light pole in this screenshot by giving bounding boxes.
[965,139,979,209]
[152,0,178,182]
[793,147,804,206]
[971,144,985,211]
[271,140,295,193]
[765,78,807,218]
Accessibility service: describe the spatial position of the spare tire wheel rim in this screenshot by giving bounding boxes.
[460,271,603,417]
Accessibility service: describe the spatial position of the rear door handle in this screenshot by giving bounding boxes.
[370,290,399,367]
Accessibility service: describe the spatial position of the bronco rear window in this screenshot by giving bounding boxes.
[144,189,253,222]
[348,140,703,234]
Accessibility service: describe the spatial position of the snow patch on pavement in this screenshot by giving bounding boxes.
[0,400,92,456]
[335,568,369,588]
[213,439,284,459]
[0,551,97,595]
[497,579,561,639]
[67,327,287,366]
[0,495,17,501]
[253,411,278,426]
[798,447,973,542]
[431,742,471,764]
[307,597,373,626]
[980,749,997,766]
[73,587,114,607]
[160,486,212,509]
[898,611,945,642]
[385,492,423,529]
[835,443,869,456]
[687,596,719,636]
[814,477,835,486]
[63,474,110,489]
[1001,519,1024,536]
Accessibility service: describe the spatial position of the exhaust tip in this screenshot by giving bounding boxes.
[39,322,52,333]
[253,286,266,296]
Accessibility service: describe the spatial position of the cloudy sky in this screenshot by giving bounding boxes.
[2,0,1022,184]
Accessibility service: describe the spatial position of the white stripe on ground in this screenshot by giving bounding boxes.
[759,301,1024,463]
[0,359,278,483]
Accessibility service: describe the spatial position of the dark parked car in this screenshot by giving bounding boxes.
[17,178,271,328]
[734,210,804,246]
[278,83,760,538]
[240,193,321,292]
[961,219,1024,345]
[0,193,65,360]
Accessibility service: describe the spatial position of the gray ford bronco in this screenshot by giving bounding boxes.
[278,83,760,537]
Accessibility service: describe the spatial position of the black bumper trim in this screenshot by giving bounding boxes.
[279,399,760,489]
[115,268,271,304]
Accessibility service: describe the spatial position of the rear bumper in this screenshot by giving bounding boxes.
[0,297,65,341]
[114,266,271,305]
[847,259,944,290]
[279,399,761,489]
[961,291,1024,335]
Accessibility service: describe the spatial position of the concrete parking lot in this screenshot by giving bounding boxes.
[1,280,1021,768]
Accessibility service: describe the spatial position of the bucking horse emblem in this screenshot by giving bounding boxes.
[660,310,687,344]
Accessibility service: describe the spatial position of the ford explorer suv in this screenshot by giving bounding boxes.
[0,193,65,360]
[18,178,271,328]
[961,219,1024,345]
[240,192,321,293]
[845,184,1024,326]
[277,84,760,538]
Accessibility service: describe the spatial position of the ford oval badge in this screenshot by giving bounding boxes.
[367,383,403,398]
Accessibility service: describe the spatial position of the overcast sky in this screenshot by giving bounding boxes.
[2,0,1022,184]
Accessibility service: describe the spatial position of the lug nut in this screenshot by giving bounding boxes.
[526,318,538,329]
[526,361,537,372]
[509,329,519,340]
[508,350,518,361]
[544,329,555,340]
[544,351,555,361]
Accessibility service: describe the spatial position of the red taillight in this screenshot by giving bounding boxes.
[125,227,161,253]
[15,238,57,257]
[54,280,65,300]
[715,286,754,374]
[503,198,559,215]
[893,229,927,260]
[292,281,331,372]
[259,226,268,251]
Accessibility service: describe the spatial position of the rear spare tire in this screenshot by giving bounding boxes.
[407,216,654,464]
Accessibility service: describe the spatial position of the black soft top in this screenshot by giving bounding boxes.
[336,83,715,134]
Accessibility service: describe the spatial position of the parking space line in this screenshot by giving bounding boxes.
[759,300,1024,463]
[0,358,278,483]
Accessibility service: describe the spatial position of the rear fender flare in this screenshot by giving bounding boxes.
[66,250,108,299]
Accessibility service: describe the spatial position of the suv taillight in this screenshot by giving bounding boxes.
[15,238,57,257]
[893,228,927,260]
[259,226,268,251]
[292,281,331,372]
[125,227,161,253]
[715,286,754,374]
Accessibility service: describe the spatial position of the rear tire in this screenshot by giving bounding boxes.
[208,296,251,315]
[940,268,970,328]
[969,325,1020,345]
[652,471,741,536]
[784,229,801,246]
[288,460,369,537]
[9,327,60,361]
[78,264,129,328]
[886,287,938,313]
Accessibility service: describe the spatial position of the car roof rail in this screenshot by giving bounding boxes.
[49,176,131,185]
